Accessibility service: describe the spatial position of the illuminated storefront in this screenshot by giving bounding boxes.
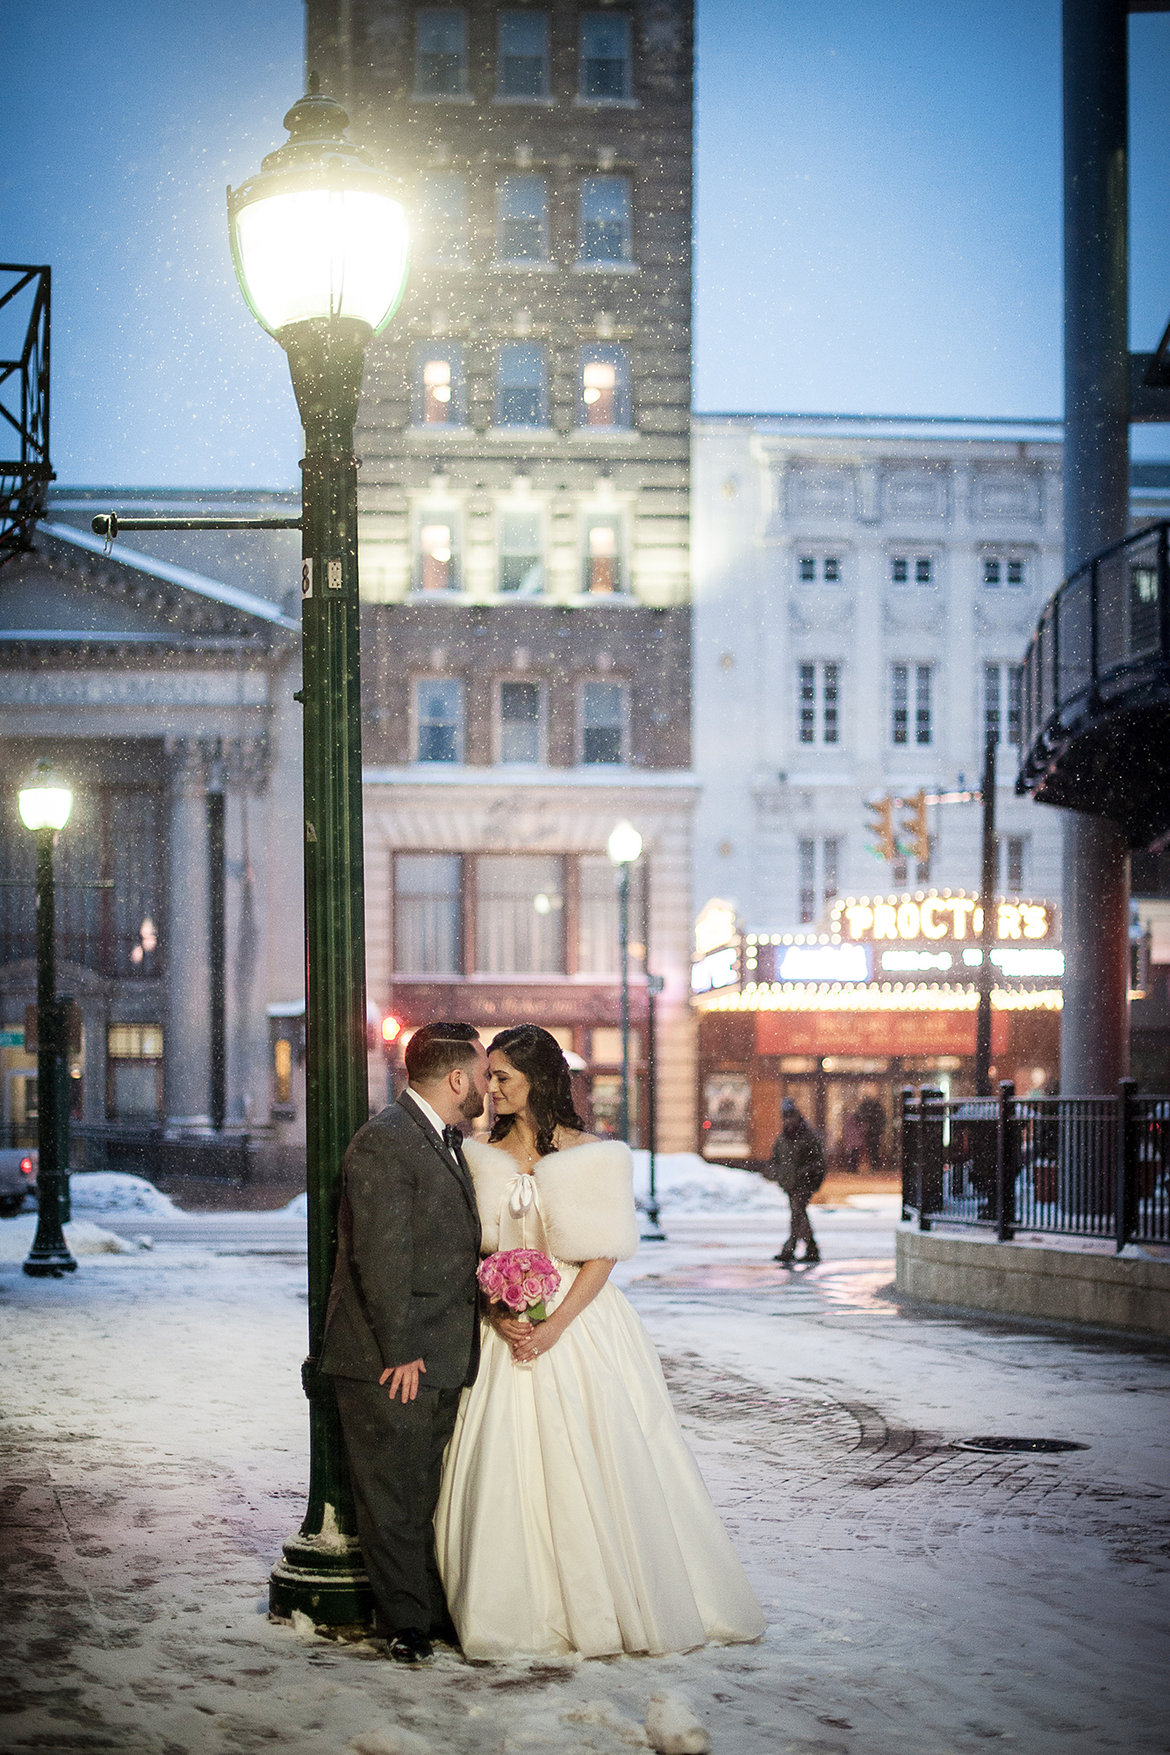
[693,888,1062,1165]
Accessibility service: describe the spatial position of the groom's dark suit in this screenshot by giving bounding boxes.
[321,1089,481,1635]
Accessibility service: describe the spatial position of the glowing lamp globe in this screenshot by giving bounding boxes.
[227,83,409,340]
[607,820,643,866]
[18,764,73,834]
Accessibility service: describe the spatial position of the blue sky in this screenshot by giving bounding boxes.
[3,0,1169,485]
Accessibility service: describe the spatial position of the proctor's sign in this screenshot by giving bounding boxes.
[830,890,1054,946]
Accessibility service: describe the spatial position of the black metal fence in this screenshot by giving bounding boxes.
[901,1082,1170,1250]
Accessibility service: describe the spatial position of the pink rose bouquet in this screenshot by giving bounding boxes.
[477,1248,560,1323]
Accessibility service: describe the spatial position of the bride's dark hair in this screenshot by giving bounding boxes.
[488,1025,586,1157]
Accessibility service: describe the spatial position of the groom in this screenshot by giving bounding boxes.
[321,1021,488,1663]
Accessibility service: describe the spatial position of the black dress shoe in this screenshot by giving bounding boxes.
[387,1627,434,1665]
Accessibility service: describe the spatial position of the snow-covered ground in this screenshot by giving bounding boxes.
[2,1197,1167,1754]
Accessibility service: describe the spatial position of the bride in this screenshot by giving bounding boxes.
[433,1024,765,1661]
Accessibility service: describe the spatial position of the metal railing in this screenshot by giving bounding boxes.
[901,1082,1170,1250]
[1019,519,1170,779]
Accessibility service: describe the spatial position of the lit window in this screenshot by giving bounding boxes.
[497,10,550,98]
[416,514,458,592]
[496,343,548,426]
[498,508,543,594]
[580,11,633,100]
[579,346,631,427]
[395,854,463,974]
[413,343,465,426]
[892,662,934,746]
[578,176,632,262]
[475,855,565,974]
[582,681,625,764]
[499,681,544,763]
[583,514,623,594]
[414,9,468,97]
[418,173,467,263]
[497,175,549,261]
[415,678,464,763]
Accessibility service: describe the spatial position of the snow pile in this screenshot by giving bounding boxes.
[500,1698,649,1752]
[67,1172,184,1219]
[0,1214,137,1261]
[351,1731,434,1755]
[283,1191,308,1217]
[644,1695,712,1754]
[630,1150,784,1216]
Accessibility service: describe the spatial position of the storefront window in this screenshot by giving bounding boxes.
[475,855,565,973]
[395,854,463,974]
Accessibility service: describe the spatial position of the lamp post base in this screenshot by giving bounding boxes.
[269,1530,372,1631]
[640,1198,667,1243]
[23,1244,78,1277]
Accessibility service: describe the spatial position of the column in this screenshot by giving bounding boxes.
[1060,0,1130,1093]
[165,739,212,1130]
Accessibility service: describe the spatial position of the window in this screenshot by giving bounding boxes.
[893,841,932,888]
[579,11,633,100]
[106,1024,163,1121]
[497,10,550,97]
[475,854,565,973]
[394,854,463,973]
[578,176,632,262]
[796,553,842,584]
[496,343,548,426]
[582,513,624,593]
[1002,835,1028,892]
[578,345,631,428]
[412,343,465,426]
[891,554,934,585]
[498,680,544,763]
[415,678,464,763]
[414,8,468,96]
[798,838,840,926]
[581,681,625,763]
[892,663,933,746]
[797,662,840,746]
[418,173,467,263]
[983,553,1027,588]
[415,511,459,592]
[497,175,549,261]
[498,508,544,594]
[984,662,1023,747]
[577,854,619,974]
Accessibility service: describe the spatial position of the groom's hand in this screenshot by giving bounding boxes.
[380,1359,426,1403]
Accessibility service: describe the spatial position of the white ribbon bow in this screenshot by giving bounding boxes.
[508,1175,536,1219]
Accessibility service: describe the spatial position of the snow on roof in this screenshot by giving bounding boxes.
[39,521,301,633]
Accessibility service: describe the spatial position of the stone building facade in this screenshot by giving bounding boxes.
[308,0,698,1145]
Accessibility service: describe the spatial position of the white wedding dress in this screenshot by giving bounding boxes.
[433,1139,765,1661]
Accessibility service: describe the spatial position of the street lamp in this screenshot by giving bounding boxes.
[607,820,642,1145]
[228,80,410,1630]
[18,761,76,1278]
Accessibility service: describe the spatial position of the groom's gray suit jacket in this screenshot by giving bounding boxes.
[320,1091,482,1390]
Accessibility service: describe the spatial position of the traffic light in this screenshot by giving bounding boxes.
[864,795,899,862]
[902,790,931,864]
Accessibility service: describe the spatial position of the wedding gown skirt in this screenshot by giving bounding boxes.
[433,1193,765,1660]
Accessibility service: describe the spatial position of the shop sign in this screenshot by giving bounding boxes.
[831,891,1053,945]
[0,1029,24,1048]
[692,944,740,995]
[775,943,871,983]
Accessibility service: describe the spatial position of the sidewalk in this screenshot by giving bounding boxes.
[1,1197,1167,1755]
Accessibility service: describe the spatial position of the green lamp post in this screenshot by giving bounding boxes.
[607,820,643,1146]
[227,81,410,1628]
[19,761,77,1279]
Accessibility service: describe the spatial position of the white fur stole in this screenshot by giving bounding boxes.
[462,1138,639,1262]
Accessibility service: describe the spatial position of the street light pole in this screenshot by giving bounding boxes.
[228,83,410,1630]
[640,854,666,1241]
[975,730,997,1097]
[20,765,76,1278]
[607,821,643,1147]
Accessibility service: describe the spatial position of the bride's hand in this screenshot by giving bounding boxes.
[513,1318,560,1363]
[489,1307,532,1348]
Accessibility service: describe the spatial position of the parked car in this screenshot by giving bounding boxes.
[0,1147,38,1217]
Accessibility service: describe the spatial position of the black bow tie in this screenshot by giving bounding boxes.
[442,1125,464,1156]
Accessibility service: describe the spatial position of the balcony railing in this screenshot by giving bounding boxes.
[901,1083,1170,1250]
[1017,520,1170,840]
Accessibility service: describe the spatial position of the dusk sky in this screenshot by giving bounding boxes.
[4,0,1170,487]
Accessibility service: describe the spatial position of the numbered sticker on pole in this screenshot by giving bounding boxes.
[301,558,313,600]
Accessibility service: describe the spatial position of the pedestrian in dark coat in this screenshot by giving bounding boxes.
[766,1098,826,1264]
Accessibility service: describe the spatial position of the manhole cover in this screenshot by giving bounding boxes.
[954,1436,1089,1454]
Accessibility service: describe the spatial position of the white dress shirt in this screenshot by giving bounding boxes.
[406,1086,458,1156]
